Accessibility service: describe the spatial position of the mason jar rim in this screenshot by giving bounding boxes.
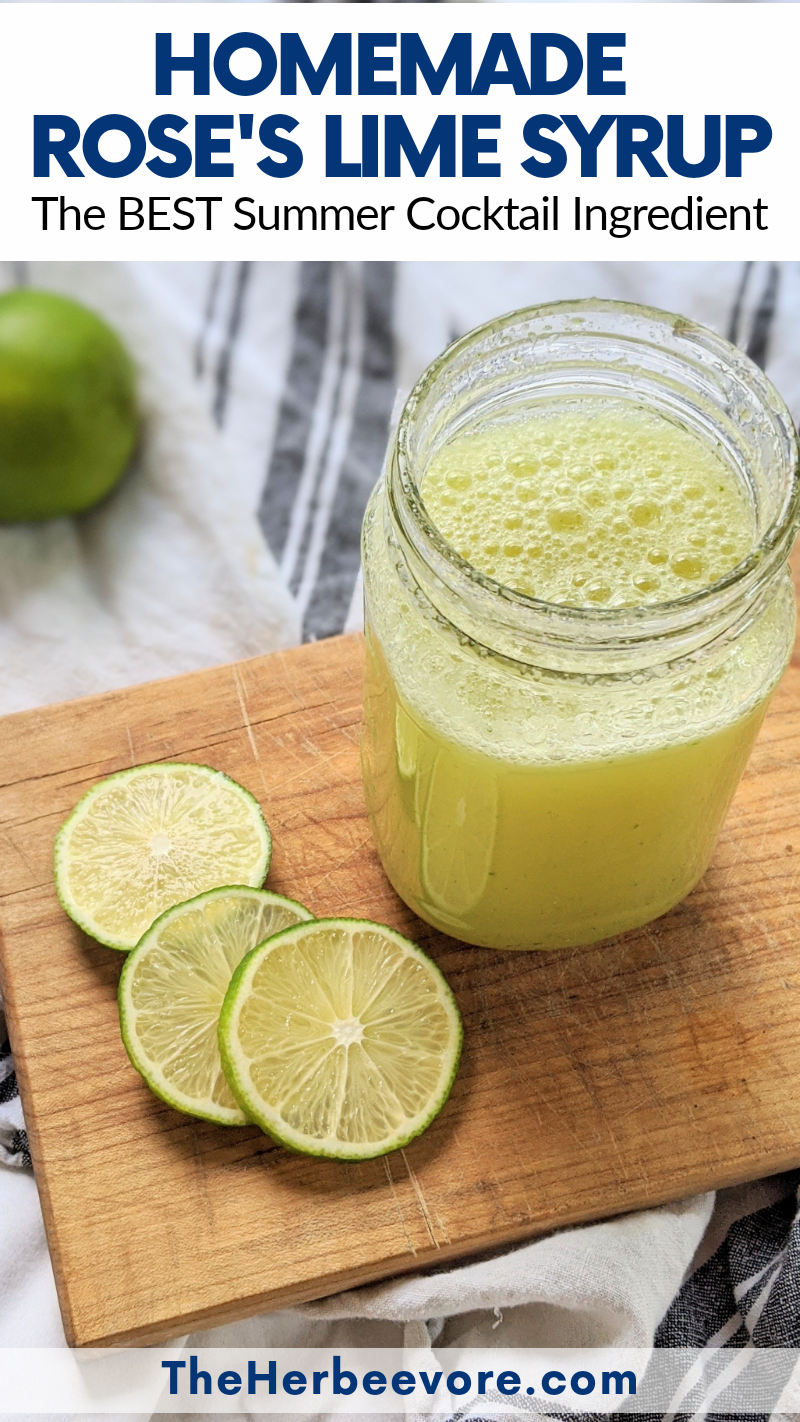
[390,298,800,656]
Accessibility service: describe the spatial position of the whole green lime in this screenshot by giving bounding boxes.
[0,289,138,522]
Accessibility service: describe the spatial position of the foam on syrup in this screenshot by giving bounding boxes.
[422,399,754,608]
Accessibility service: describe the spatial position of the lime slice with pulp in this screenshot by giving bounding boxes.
[218,918,463,1160]
[54,762,271,950]
[119,886,313,1125]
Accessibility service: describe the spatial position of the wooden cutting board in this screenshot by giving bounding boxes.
[2,631,800,1349]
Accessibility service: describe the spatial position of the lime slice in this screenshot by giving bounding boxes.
[54,763,271,950]
[119,887,313,1125]
[218,918,463,1160]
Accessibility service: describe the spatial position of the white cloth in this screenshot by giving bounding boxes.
[1,259,796,1368]
[0,1161,712,1354]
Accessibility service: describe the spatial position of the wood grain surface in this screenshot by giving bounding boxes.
[2,631,800,1348]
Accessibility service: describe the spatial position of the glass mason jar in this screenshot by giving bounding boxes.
[360,300,800,951]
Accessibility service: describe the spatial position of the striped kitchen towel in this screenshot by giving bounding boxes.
[256,261,395,641]
[0,997,31,1170]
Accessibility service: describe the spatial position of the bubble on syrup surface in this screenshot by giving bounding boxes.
[548,506,585,533]
[629,501,661,527]
[584,488,607,508]
[671,553,705,581]
[586,581,612,603]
